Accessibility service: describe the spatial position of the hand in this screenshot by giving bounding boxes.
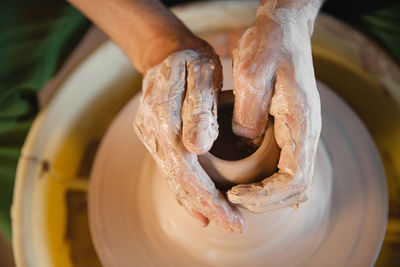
[134,43,246,233]
[227,7,322,212]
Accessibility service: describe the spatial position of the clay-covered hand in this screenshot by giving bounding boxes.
[227,0,322,212]
[134,45,246,232]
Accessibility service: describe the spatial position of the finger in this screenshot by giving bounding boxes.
[232,24,277,139]
[227,68,320,212]
[176,195,209,227]
[166,150,246,233]
[134,54,187,155]
[182,49,221,155]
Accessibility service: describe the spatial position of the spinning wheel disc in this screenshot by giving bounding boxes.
[89,60,387,266]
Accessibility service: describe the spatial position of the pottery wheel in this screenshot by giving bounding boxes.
[88,58,387,266]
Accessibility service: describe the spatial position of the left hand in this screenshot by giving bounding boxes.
[227,5,322,212]
[134,44,246,233]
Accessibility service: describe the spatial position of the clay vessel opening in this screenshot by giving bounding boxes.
[209,97,262,161]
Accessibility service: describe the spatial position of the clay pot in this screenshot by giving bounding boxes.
[198,90,280,188]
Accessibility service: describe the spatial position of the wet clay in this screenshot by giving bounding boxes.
[199,91,280,189]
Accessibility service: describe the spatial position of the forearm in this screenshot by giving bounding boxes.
[68,0,204,73]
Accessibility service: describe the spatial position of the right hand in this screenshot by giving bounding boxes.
[134,43,246,233]
[227,5,322,212]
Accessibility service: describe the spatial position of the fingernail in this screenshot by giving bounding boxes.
[184,120,218,155]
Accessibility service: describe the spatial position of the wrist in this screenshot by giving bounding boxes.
[132,32,208,73]
[256,0,321,36]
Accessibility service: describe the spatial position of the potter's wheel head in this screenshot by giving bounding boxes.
[88,67,387,266]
